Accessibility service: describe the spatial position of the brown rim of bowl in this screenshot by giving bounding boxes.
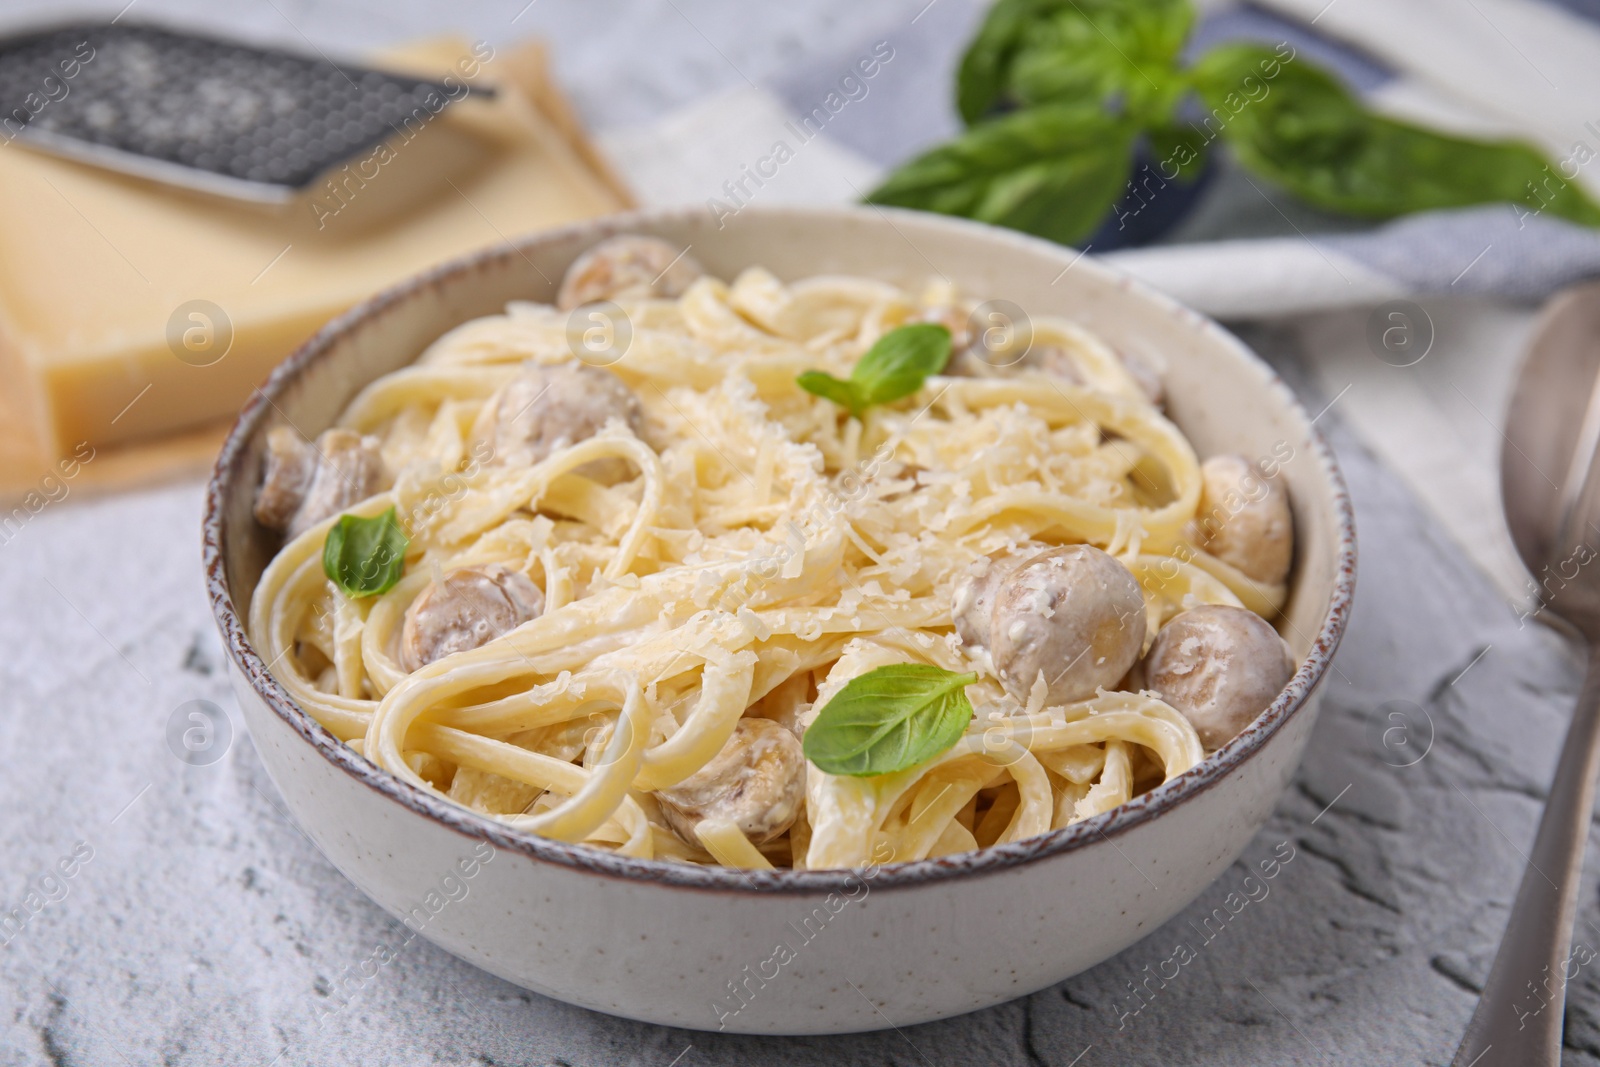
[202,205,1357,897]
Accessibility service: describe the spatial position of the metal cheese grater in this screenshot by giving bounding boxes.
[0,22,491,201]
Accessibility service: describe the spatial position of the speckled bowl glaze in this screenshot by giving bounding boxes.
[204,205,1355,1035]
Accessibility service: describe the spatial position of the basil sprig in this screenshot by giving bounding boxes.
[1191,43,1600,227]
[797,323,952,417]
[957,0,1192,126]
[322,506,409,598]
[866,105,1138,246]
[868,0,1600,243]
[802,664,977,777]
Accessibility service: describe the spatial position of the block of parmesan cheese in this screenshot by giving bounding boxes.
[0,37,628,491]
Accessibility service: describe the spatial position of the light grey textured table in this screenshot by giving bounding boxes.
[3,2,1597,1064]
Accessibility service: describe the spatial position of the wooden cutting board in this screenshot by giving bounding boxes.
[0,38,632,506]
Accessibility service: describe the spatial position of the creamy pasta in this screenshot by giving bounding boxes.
[247,236,1296,871]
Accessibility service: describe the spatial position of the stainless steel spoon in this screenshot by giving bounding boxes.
[1454,279,1600,1065]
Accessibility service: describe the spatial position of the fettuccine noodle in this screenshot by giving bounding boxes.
[250,265,1286,869]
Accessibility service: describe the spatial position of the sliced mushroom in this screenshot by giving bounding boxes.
[955,544,1146,706]
[556,235,704,311]
[470,361,644,473]
[1192,455,1293,584]
[399,564,545,672]
[1142,604,1294,749]
[254,426,387,540]
[654,717,806,847]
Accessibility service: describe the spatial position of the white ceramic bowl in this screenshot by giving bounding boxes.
[204,205,1355,1035]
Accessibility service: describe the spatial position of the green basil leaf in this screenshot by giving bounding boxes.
[798,323,952,416]
[866,104,1137,245]
[1009,0,1191,120]
[958,0,1192,125]
[957,0,1053,124]
[796,369,865,417]
[852,323,952,406]
[322,506,409,598]
[803,664,978,777]
[1146,121,1209,181]
[1192,43,1600,226]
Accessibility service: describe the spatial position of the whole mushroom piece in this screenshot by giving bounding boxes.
[471,361,644,472]
[1193,455,1293,585]
[654,718,806,847]
[951,543,1038,671]
[399,564,546,672]
[254,426,387,540]
[954,544,1147,707]
[556,235,705,310]
[1142,604,1294,750]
